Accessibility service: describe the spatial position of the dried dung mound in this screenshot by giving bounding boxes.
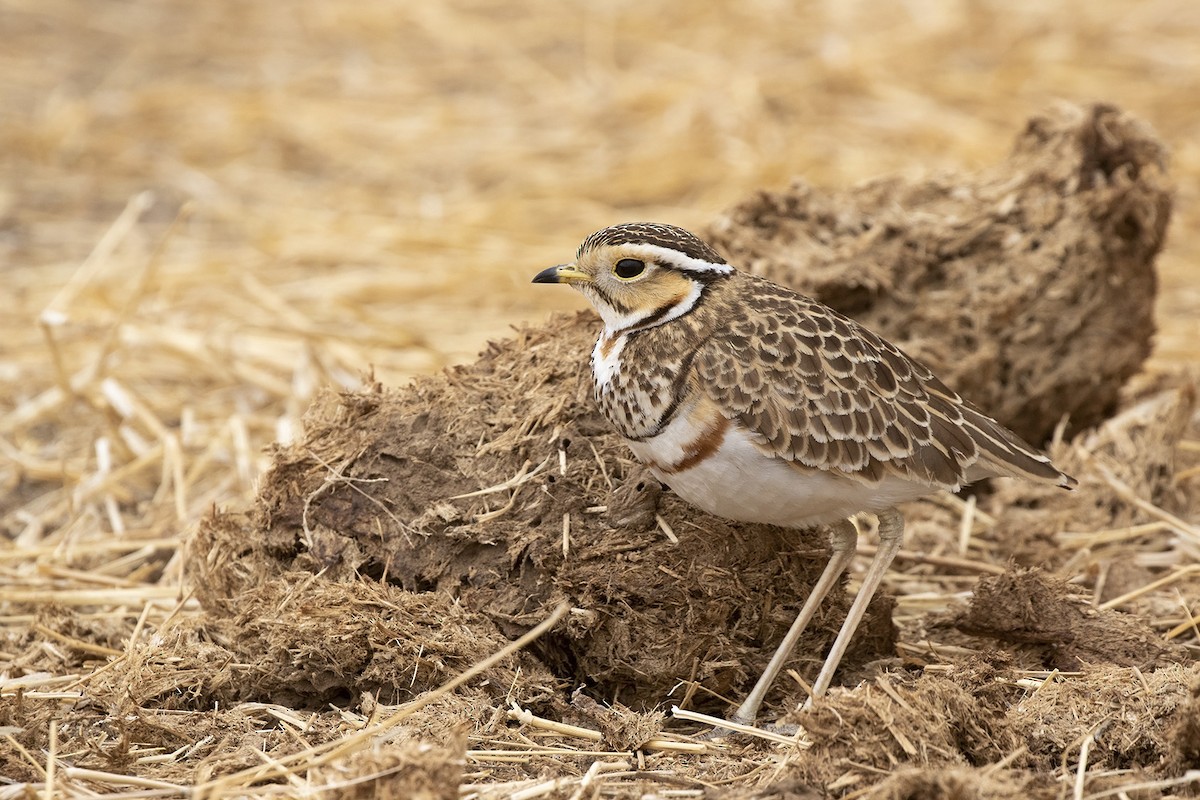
[0,577,552,785]
[985,380,1197,567]
[955,566,1184,670]
[707,103,1172,443]
[194,318,895,713]
[116,568,559,711]
[309,738,465,800]
[775,662,1199,795]
[897,377,1198,671]
[1009,663,1199,774]
[1169,674,1200,770]
[783,666,1022,785]
[867,767,1041,800]
[709,782,825,800]
[567,692,667,751]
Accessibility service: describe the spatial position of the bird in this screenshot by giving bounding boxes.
[532,222,1076,726]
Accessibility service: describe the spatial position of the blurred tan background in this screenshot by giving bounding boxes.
[1,0,1198,536]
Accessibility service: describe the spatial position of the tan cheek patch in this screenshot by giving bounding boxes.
[636,272,692,310]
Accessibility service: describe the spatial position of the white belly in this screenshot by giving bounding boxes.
[626,409,933,528]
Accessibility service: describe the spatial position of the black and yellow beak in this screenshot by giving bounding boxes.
[532,264,590,285]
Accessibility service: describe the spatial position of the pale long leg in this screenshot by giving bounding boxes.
[804,507,904,707]
[729,518,859,726]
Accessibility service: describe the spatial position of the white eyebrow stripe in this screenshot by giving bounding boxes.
[624,243,734,274]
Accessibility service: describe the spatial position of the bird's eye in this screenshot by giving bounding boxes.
[613,258,646,280]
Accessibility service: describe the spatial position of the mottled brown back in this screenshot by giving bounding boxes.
[692,273,1070,489]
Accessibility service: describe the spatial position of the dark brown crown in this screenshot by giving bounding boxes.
[578,222,727,265]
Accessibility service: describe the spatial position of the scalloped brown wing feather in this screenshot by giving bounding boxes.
[693,275,1073,489]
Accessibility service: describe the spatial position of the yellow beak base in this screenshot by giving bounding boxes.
[532,264,589,285]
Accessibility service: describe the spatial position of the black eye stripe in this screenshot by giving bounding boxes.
[614,258,645,279]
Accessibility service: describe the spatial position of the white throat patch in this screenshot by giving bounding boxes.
[591,334,626,389]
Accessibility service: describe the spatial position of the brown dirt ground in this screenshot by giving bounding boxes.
[3,3,1200,799]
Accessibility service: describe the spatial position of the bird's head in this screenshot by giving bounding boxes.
[532,222,733,332]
